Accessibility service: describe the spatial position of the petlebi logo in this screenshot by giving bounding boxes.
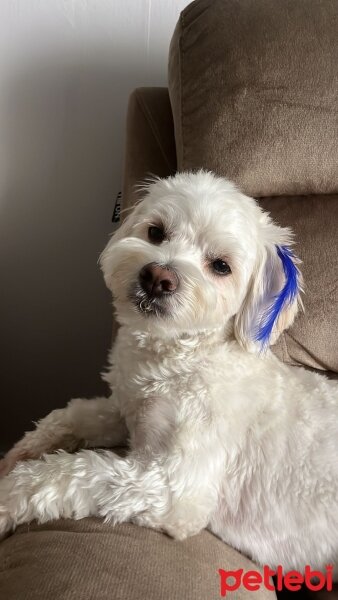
[218,564,334,596]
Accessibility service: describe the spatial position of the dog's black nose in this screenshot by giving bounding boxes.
[139,263,178,297]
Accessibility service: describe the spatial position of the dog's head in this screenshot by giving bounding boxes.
[100,171,302,350]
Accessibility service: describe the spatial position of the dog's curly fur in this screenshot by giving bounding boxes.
[1,171,337,574]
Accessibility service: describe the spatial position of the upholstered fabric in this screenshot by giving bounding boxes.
[0,519,275,600]
[168,0,338,198]
[122,88,176,213]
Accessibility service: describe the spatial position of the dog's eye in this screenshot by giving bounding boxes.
[148,226,165,244]
[212,259,231,275]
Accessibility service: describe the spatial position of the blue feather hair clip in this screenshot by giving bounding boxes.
[255,245,300,349]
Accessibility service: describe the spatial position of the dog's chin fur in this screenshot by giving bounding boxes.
[129,284,171,318]
[1,171,337,577]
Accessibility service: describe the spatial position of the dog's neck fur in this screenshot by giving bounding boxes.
[116,323,233,356]
[104,322,238,389]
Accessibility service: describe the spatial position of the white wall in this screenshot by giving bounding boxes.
[0,0,189,448]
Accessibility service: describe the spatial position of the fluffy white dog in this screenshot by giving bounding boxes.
[1,171,337,575]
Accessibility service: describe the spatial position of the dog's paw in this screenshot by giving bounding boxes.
[0,478,15,540]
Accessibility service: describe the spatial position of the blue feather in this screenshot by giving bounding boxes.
[255,246,300,348]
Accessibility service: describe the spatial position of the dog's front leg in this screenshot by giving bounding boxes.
[0,449,170,539]
[0,448,220,542]
[0,396,128,477]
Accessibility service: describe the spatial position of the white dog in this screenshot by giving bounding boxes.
[1,171,337,575]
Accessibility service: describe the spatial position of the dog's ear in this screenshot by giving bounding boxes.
[99,202,143,288]
[234,217,303,352]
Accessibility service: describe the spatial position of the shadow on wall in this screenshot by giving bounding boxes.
[0,52,154,450]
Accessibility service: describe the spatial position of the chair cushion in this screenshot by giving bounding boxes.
[0,519,275,600]
[122,88,176,212]
[168,0,338,197]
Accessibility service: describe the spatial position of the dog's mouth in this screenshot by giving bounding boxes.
[129,285,170,317]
